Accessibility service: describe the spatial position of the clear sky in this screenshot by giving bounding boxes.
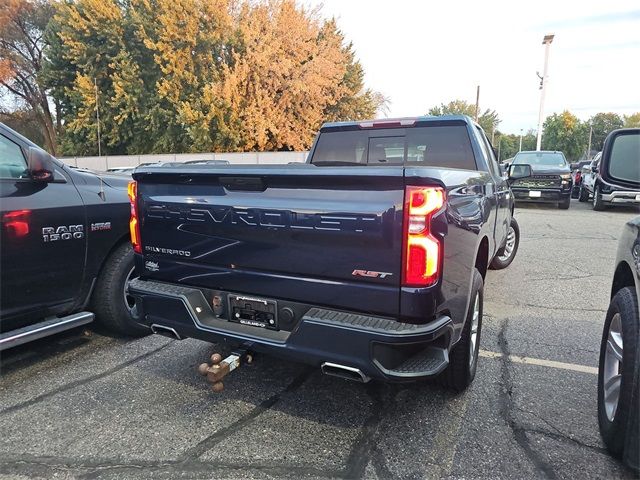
[303,0,640,134]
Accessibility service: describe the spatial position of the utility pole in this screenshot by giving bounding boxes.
[536,34,554,151]
[94,77,102,158]
[474,85,480,121]
[519,128,523,152]
[587,124,593,160]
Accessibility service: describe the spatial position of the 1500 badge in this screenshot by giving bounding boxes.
[42,225,84,242]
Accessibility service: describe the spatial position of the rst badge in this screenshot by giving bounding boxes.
[42,225,84,242]
[352,269,392,279]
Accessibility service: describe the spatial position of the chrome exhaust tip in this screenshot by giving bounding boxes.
[321,362,370,383]
[150,324,182,340]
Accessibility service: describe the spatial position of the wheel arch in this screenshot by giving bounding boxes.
[474,236,490,280]
[611,261,636,299]
[75,233,132,311]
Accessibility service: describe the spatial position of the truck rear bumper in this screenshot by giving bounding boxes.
[601,190,640,204]
[128,278,454,382]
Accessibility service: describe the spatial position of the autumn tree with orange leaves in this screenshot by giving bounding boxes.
[41,0,385,155]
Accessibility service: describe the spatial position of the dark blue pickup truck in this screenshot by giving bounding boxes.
[128,115,522,390]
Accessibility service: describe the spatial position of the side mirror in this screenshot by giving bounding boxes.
[600,128,640,186]
[27,147,54,182]
[508,164,532,180]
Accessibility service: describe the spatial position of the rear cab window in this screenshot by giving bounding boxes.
[311,123,477,170]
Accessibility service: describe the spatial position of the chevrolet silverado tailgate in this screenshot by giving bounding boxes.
[133,165,404,317]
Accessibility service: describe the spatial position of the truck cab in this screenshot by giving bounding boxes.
[0,123,148,351]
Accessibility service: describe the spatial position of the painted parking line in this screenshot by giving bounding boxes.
[479,349,598,375]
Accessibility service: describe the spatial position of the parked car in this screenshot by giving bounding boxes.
[579,152,601,203]
[127,115,524,391]
[0,123,148,351]
[580,130,640,210]
[570,160,592,198]
[508,150,572,209]
[597,128,639,474]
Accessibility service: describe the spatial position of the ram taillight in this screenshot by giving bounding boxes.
[127,181,142,253]
[402,186,445,287]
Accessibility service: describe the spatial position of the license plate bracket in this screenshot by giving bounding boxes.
[228,295,278,330]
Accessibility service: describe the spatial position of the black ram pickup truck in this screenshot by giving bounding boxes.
[128,115,524,390]
[0,123,147,352]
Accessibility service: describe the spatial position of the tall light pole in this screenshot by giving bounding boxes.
[519,128,523,152]
[94,77,102,158]
[536,34,554,151]
[587,124,593,159]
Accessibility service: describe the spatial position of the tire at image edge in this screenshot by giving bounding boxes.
[597,287,640,458]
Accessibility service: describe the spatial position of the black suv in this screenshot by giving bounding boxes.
[509,150,572,209]
[580,129,640,211]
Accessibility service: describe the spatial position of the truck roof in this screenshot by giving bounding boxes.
[320,114,476,132]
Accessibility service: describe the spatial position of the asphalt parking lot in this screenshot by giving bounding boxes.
[1,199,639,480]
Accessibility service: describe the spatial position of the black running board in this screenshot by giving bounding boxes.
[0,312,94,352]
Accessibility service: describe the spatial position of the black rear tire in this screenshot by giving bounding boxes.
[598,287,639,459]
[593,185,606,211]
[578,184,589,202]
[490,217,520,270]
[91,242,149,337]
[571,186,579,199]
[438,268,483,392]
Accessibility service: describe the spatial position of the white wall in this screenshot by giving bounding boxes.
[61,151,309,170]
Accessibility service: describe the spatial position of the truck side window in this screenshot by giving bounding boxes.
[0,134,28,179]
[474,127,500,177]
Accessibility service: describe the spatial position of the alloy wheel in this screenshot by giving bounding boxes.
[497,226,516,262]
[603,313,623,422]
[469,293,480,367]
[123,266,136,313]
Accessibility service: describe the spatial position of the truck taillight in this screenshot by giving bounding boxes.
[402,186,444,287]
[127,181,142,253]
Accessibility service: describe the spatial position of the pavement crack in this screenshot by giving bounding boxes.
[521,427,608,454]
[178,366,313,461]
[0,341,173,417]
[0,453,341,479]
[343,385,395,479]
[497,319,558,479]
